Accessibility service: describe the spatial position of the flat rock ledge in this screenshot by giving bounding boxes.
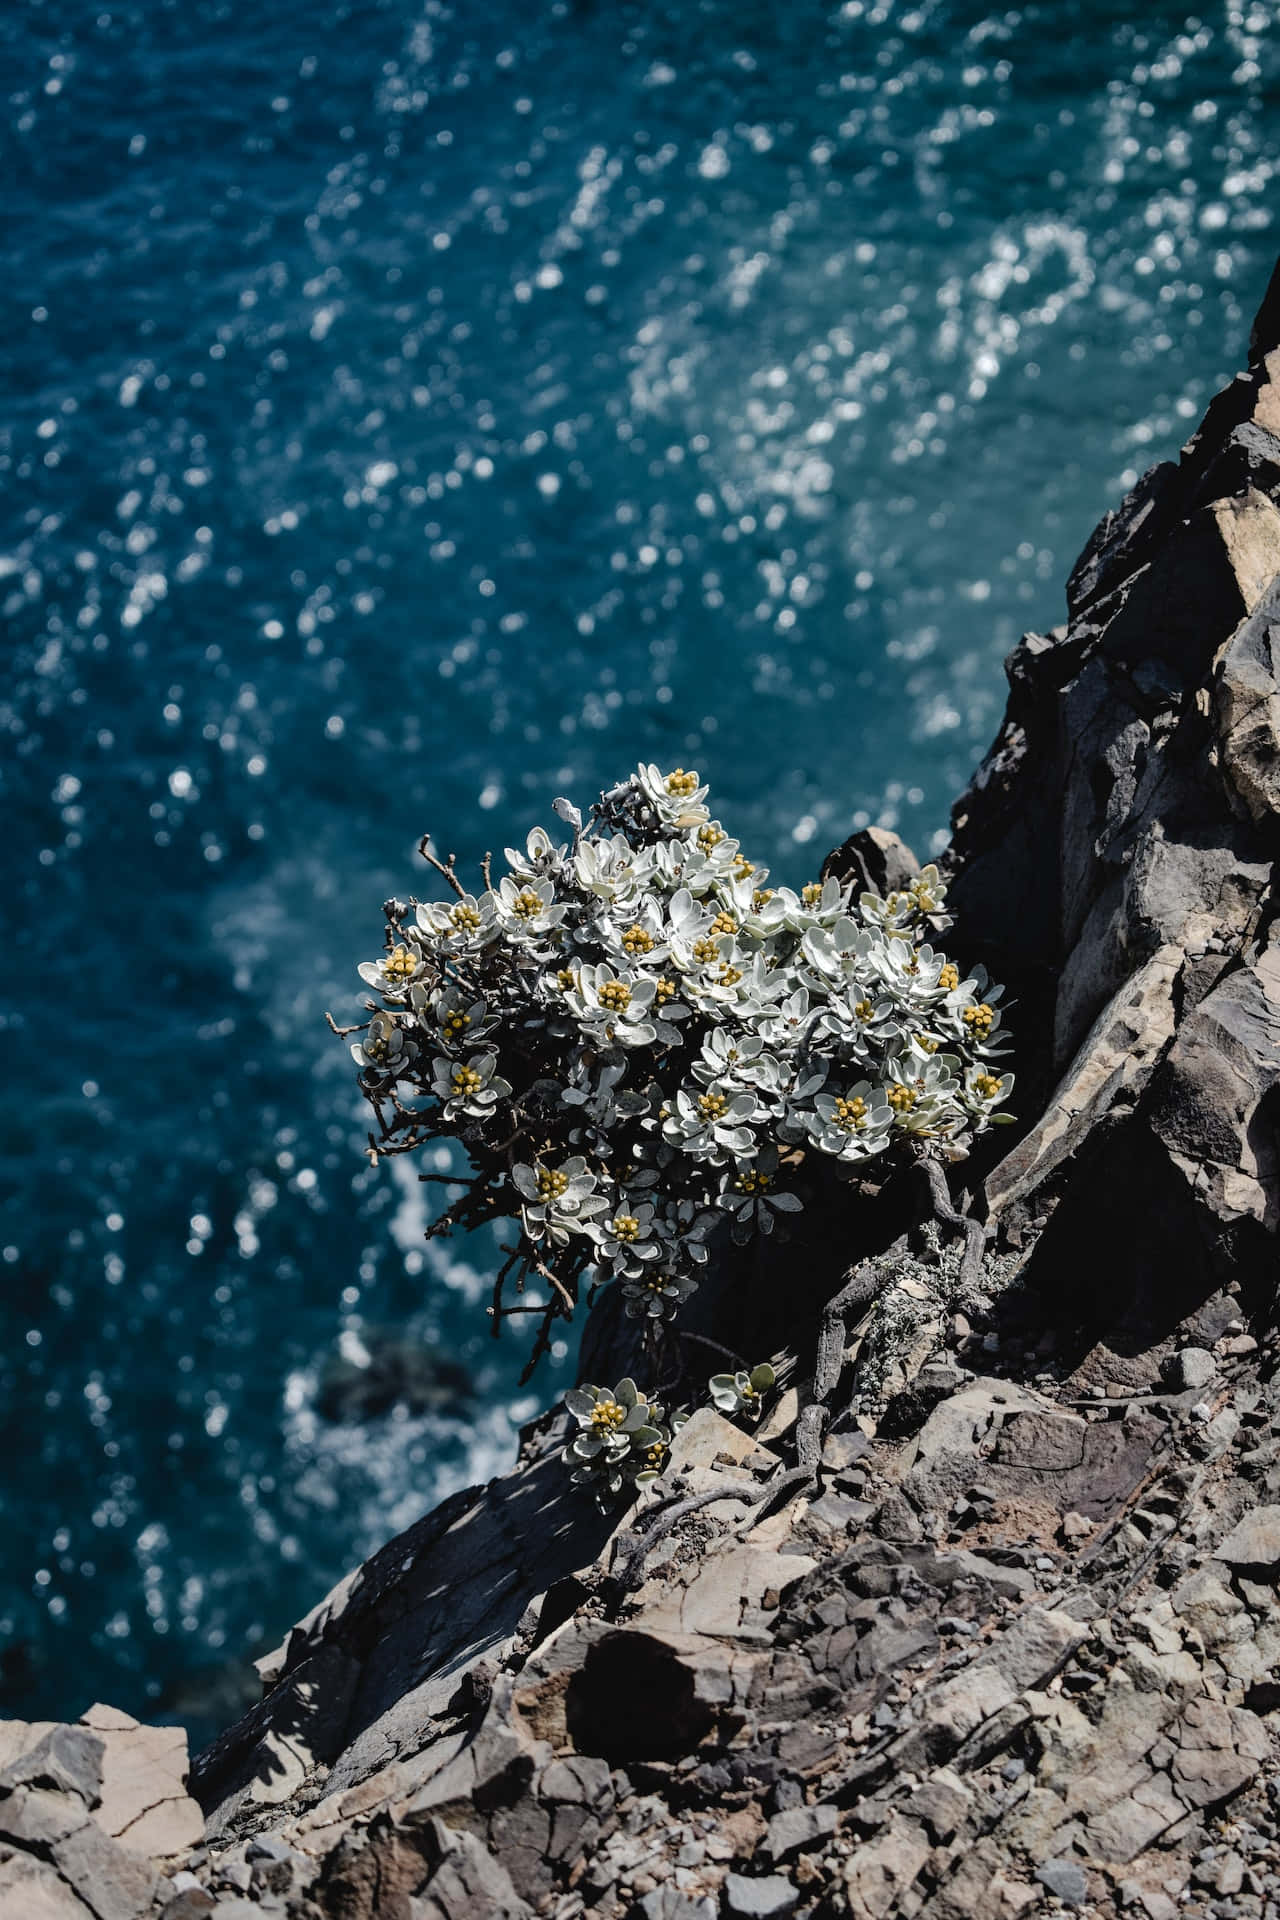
[12,264,1280,1920]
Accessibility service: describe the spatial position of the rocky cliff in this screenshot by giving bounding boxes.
[7,267,1280,1920]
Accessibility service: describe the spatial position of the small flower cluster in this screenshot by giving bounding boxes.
[345,765,1012,1371]
[563,1377,682,1501]
[565,1362,777,1503]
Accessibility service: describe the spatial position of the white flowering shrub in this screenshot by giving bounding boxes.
[564,1364,775,1505]
[344,764,1012,1379]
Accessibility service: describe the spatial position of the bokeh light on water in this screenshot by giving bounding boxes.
[2,0,1276,1735]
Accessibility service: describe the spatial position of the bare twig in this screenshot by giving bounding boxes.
[615,1482,763,1590]
[676,1330,752,1373]
[533,1257,576,1318]
[417,835,467,898]
[912,1151,987,1288]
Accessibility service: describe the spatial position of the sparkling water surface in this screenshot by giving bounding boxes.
[3,0,1276,1740]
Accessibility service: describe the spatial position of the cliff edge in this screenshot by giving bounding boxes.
[7,264,1280,1920]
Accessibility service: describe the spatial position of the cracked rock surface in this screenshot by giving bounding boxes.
[11,264,1280,1920]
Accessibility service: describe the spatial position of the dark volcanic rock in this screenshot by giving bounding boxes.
[315,1326,473,1424]
[23,268,1280,1920]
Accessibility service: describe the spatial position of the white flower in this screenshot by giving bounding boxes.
[595,897,670,970]
[679,825,746,891]
[750,983,813,1050]
[561,962,659,1048]
[717,1155,804,1240]
[350,1010,415,1081]
[573,834,652,907]
[357,939,427,997]
[637,762,711,830]
[808,985,901,1055]
[709,1364,775,1420]
[621,1268,698,1320]
[511,1156,609,1246]
[791,876,849,928]
[858,863,947,935]
[882,1052,964,1138]
[429,1049,512,1121]
[963,1066,1015,1120]
[664,885,716,968]
[423,984,497,1054]
[933,971,1010,1057]
[656,1194,720,1265]
[803,1081,894,1162]
[503,825,567,883]
[494,875,567,943]
[691,1029,785,1104]
[415,890,498,949]
[592,1199,669,1277]
[661,1084,760,1164]
[799,916,869,990]
[564,1378,658,1459]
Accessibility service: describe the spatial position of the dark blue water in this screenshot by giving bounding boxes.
[3,0,1276,1740]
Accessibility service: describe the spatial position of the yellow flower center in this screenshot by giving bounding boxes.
[655,977,677,1004]
[590,1400,627,1432]
[692,936,720,965]
[887,1085,917,1113]
[451,902,481,932]
[938,962,959,992]
[915,1033,940,1054]
[536,1167,571,1202]
[854,998,874,1021]
[973,1072,1002,1100]
[666,768,699,797]
[752,889,774,910]
[599,980,632,1013]
[556,969,577,992]
[451,1065,482,1096]
[717,964,743,987]
[802,881,823,906]
[622,923,655,955]
[710,911,737,936]
[697,823,725,851]
[443,1010,471,1041]
[511,888,542,920]
[734,857,755,879]
[734,1169,772,1195]
[833,1095,868,1131]
[611,1214,641,1242]
[384,944,416,981]
[698,1089,728,1122]
[643,1442,667,1468]
[963,1002,995,1037]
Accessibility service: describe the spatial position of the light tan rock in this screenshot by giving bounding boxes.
[79,1705,203,1859]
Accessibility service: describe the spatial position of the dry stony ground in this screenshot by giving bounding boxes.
[7,267,1280,1920]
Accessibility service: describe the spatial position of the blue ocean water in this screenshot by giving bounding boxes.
[2,0,1276,1740]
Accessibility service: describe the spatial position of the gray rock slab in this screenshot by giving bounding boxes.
[1216,1505,1280,1571]
[723,1873,799,1918]
[1035,1858,1090,1906]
